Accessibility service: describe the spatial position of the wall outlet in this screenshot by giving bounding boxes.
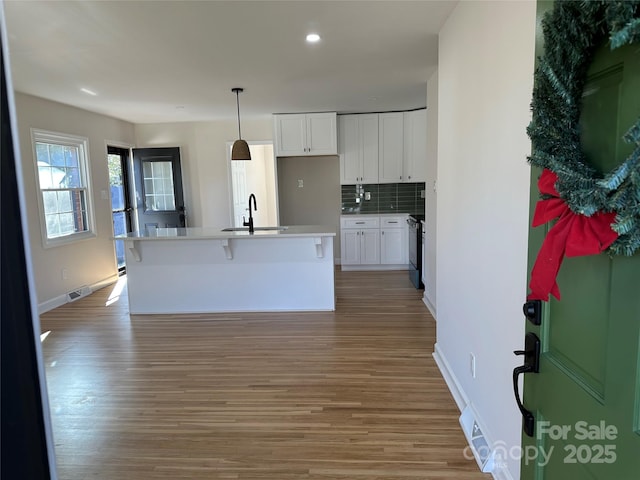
[62,268,69,280]
[470,353,476,378]
[297,179,304,188]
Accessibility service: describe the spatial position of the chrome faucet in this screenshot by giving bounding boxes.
[243,193,257,233]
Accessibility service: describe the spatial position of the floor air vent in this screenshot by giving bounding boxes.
[67,286,91,302]
[460,405,495,473]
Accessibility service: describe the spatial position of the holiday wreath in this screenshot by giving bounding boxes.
[527,0,640,301]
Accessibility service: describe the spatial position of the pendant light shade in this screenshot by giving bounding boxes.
[231,87,251,160]
[231,139,251,160]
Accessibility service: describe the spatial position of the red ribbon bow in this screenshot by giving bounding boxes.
[528,169,618,301]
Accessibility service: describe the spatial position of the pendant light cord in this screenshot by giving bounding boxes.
[235,90,242,140]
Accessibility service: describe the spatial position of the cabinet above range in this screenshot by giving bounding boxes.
[338,109,427,185]
[273,112,337,157]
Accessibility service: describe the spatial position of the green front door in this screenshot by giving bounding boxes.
[520,2,640,479]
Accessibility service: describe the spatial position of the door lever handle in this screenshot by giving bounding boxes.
[513,366,535,437]
[512,332,541,437]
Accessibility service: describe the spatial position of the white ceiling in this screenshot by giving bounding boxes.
[3,0,456,124]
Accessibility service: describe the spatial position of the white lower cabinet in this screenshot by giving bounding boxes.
[341,215,408,269]
[341,229,380,265]
[341,216,380,265]
[380,227,406,264]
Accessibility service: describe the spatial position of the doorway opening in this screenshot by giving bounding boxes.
[107,146,133,274]
[229,143,278,227]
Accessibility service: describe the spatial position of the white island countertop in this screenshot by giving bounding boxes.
[116,225,336,240]
[116,226,336,314]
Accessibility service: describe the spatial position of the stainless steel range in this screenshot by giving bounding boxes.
[407,214,424,289]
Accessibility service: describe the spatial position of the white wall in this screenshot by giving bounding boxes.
[14,93,135,308]
[135,119,273,227]
[424,69,438,316]
[435,2,535,479]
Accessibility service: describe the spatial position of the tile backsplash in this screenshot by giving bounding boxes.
[341,182,425,215]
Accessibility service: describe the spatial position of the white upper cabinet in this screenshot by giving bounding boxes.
[339,115,359,183]
[274,114,306,156]
[339,114,379,184]
[403,109,427,182]
[274,112,337,157]
[306,113,337,154]
[378,112,404,183]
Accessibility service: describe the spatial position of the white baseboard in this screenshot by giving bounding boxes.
[422,293,436,319]
[433,343,468,411]
[38,294,67,314]
[38,274,119,314]
[340,264,409,271]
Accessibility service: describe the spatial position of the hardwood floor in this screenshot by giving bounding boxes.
[40,270,490,479]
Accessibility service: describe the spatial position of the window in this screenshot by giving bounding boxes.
[143,160,176,211]
[32,129,95,246]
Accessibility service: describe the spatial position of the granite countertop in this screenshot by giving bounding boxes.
[115,226,336,240]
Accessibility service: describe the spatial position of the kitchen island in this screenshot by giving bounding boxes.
[117,226,336,314]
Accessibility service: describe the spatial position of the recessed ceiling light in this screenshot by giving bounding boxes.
[306,33,321,43]
[80,88,97,96]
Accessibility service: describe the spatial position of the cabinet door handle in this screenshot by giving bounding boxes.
[355,221,365,224]
[388,221,398,224]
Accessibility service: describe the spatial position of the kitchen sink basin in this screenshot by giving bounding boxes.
[221,226,289,232]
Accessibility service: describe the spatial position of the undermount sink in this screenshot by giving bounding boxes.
[221,226,289,232]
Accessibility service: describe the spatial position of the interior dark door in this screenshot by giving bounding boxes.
[132,147,185,230]
[107,146,132,271]
[520,3,640,479]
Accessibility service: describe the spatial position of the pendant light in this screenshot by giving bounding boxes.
[231,87,251,160]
